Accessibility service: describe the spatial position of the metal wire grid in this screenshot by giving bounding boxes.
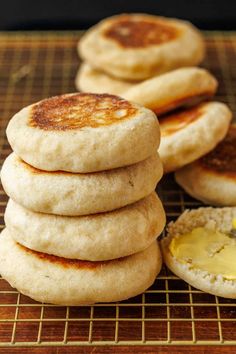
[0,31,235,347]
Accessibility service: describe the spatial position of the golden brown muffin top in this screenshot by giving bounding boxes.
[28,93,138,131]
[199,125,236,174]
[103,15,179,48]
[154,92,214,116]
[160,104,204,137]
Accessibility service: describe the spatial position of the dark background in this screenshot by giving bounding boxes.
[1,0,236,31]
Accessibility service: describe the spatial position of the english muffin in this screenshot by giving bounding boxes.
[6,93,160,173]
[1,153,162,216]
[123,67,217,115]
[175,125,236,205]
[75,62,137,95]
[161,207,236,299]
[0,229,162,305]
[5,193,166,260]
[79,14,205,80]
[158,101,232,173]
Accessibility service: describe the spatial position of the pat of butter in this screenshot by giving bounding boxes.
[169,227,236,280]
[233,218,236,230]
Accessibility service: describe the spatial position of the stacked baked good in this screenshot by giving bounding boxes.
[123,57,233,203]
[76,13,236,300]
[0,92,166,305]
[160,124,236,298]
[76,13,205,94]
[175,124,236,206]
[76,13,232,175]
[123,67,232,173]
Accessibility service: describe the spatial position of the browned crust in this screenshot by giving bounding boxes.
[160,104,205,136]
[15,155,138,178]
[198,125,236,177]
[17,156,76,175]
[18,243,127,269]
[103,15,180,48]
[154,92,214,116]
[28,93,138,131]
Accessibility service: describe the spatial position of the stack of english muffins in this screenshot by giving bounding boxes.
[76,13,205,94]
[0,92,165,305]
[76,13,232,176]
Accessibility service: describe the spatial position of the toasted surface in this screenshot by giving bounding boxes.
[175,125,236,205]
[75,62,137,95]
[158,101,232,173]
[6,93,160,172]
[1,153,163,216]
[103,15,179,47]
[160,104,205,136]
[29,92,138,130]
[161,207,236,298]
[0,229,162,305]
[5,192,166,260]
[199,125,236,175]
[123,67,217,115]
[79,14,205,80]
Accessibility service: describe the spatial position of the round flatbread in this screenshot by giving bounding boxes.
[5,193,166,260]
[75,62,137,95]
[175,125,236,205]
[161,207,236,299]
[79,13,205,80]
[0,229,162,305]
[158,101,232,173]
[1,152,163,216]
[123,67,217,115]
[6,93,160,173]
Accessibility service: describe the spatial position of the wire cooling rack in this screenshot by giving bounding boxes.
[0,31,236,350]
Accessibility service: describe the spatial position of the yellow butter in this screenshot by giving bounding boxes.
[169,227,236,280]
[232,218,236,230]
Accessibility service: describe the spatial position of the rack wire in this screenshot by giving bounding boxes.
[0,31,236,348]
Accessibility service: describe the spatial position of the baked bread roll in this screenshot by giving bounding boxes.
[175,125,236,205]
[161,206,236,298]
[1,153,163,216]
[75,62,137,95]
[6,93,160,173]
[123,67,217,115]
[79,14,205,80]
[0,229,162,305]
[5,193,166,260]
[158,101,232,173]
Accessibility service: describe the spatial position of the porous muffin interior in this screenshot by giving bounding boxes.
[167,207,236,239]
